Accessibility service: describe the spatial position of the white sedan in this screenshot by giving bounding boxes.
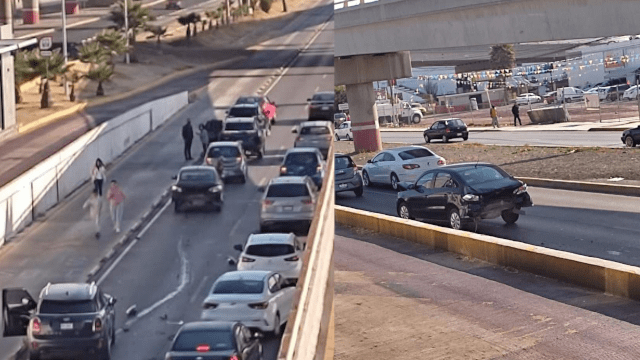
[623,85,638,101]
[334,121,352,141]
[201,271,295,336]
[515,93,542,105]
[361,146,446,191]
[235,233,305,284]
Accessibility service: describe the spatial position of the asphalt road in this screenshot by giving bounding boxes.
[0,1,333,358]
[380,130,625,147]
[336,185,640,268]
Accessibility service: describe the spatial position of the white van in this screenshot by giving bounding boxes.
[558,87,585,103]
[376,100,423,125]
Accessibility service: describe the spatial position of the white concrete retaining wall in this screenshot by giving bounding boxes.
[0,91,188,246]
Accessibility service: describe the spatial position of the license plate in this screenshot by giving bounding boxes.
[192,200,206,206]
[284,206,293,211]
[457,132,462,136]
[60,323,73,330]
[339,184,348,189]
[322,106,329,110]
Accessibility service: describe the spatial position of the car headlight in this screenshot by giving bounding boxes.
[462,194,480,202]
[513,184,528,195]
[209,185,223,193]
[171,185,182,192]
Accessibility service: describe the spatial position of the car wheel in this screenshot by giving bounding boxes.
[347,133,352,141]
[501,209,520,224]
[354,186,363,197]
[257,148,264,160]
[28,352,40,360]
[397,202,413,220]
[565,98,572,103]
[362,171,372,187]
[111,325,116,345]
[239,174,247,184]
[424,134,430,143]
[625,136,636,147]
[390,173,399,191]
[272,313,282,337]
[335,134,340,141]
[412,115,421,124]
[448,207,462,230]
[100,335,112,360]
[462,135,468,141]
[442,135,448,143]
[173,200,181,213]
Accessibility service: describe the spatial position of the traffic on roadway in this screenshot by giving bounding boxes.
[0,2,334,359]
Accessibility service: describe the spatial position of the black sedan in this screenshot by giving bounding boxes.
[622,125,640,147]
[423,118,468,143]
[396,163,533,230]
[171,166,224,212]
[307,91,335,121]
[165,321,263,360]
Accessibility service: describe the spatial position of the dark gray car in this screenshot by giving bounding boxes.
[308,91,335,120]
[335,154,363,197]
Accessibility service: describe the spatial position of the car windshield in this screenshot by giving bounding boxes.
[397,148,434,160]
[236,97,260,105]
[266,184,310,197]
[225,122,254,131]
[172,329,235,351]
[39,300,97,314]
[300,126,330,135]
[212,280,264,294]
[180,170,217,182]
[446,119,465,127]
[285,153,318,166]
[458,166,509,185]
[246,244,295,257]
[208,146,240,158]
[312,93,334,101]
[335,156,354,170]
[228,107,258,117]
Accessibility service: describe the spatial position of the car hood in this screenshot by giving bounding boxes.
[467,178,522,195]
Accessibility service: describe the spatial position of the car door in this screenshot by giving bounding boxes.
[275,274,294,317]
[367,153,386,182]
[240,326,260,360]
[427,172,459,220]
[432,122,444,138]
[381,153,397,184]
[336,123,347,139]
[405,172,435,218]
[267,274,283,318]
[2,288,37,337]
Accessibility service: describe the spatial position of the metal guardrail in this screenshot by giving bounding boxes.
[334,0,379,10]
[277,146,335,360]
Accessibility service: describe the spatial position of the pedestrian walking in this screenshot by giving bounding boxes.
[198,123,209,156]
[83,189,102,239]
[106,180,126,233]
[490,105,500,128]
[512,103,522,126]
[90,158,106,196]
[182,118,194,160]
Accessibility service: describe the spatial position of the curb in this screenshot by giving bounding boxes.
[18,103,87,135]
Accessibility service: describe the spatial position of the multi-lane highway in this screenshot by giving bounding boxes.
[0,1,333,358]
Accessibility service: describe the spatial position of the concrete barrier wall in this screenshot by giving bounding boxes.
[0,91,188,246]
[278,148,335,360]
[517,177,640,197]
[335,205,640,301]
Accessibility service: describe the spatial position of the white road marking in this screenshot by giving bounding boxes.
[279,145,286,150]
[315,86,320,92]
[17,17,101,39]
[190,275,210,303]
[258,178,267,187]
[229,217,244,237]
[323,74,327,79]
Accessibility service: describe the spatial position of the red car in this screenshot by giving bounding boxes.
[235,95,277,124]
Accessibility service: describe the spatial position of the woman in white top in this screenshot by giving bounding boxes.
[91,158,106,196]
[83,189,102,238]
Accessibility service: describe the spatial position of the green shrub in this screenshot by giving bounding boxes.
[259,0,271,13]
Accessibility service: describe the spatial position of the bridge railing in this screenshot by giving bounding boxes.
[334,0,379,10]
[277,146,335,360]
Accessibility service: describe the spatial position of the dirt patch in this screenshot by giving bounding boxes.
[334,140,640,184]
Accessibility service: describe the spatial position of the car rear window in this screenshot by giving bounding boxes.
[246,244,295,257]
[228,107,258,118]
[212,280,264,294]
[208,146,240,158]
[312,93,334,101]
[180,170,218,182]
[235,97,260,105]
[398,148,434,160]
[225,122,255,131]
[447,119,465,127]
[266,184,310,197]
[300,126,330,135]
[285,153,318,166]
[457,166,508,185]
[335,156,354,170]
[172,329,235,351]
[39,300,97,314]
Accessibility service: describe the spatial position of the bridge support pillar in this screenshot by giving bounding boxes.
[335,51,412,152]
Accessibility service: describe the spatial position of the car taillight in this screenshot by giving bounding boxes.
[236,156,242,163]
[93,317,102,333]
[437,159,446,166]
[402,164,420,170]
[230,355,239,360]
[316,164,322,172]
[285,255,299,261]
[203,303,218,309]
[196,344,210,352]
[280,166,287,175]
[263,199,273,206]
[301,199,312,205]
[32,318,41,335]
[241,256,255,262]
[248,302,269,309]
[206,158,213,165]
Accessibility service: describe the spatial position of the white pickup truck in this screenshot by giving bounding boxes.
[376,100,423,125]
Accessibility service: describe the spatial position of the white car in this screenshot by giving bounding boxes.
[235,233,304,284]
[514,93,542,105]
[623,85,639,101]
[558,87,585,103]
[361,146,446,191]
[334,121,352,141]
[201,270,295,336]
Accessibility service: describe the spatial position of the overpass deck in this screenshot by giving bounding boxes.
[335,225,640,359]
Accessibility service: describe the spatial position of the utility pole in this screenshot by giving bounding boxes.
[636,74,640,122]
[62,0,69,95]
[124,0,130,64]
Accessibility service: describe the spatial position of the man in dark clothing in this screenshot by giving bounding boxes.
[182,119,194,160]
[512,103,522,126]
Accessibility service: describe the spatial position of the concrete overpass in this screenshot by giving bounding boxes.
[334,0,640,151]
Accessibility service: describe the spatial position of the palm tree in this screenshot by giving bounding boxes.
[78,41,110,71]
[259,0,271,13]
[14,50,38,104]
[177,15,191,40]
[66,71,82,102]
[96,29,128,59]
[204,11,218,29]
[281,0,287,12]
[86,63,114,96]
[26,50,70,108]
[147,24,167,45]
[489,44,516,70]
[187,13,200,36]
[109,0,152,61]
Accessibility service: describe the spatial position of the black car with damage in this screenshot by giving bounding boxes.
[396,162,533,230]
[172,166,224,212]
[219,118,266,159]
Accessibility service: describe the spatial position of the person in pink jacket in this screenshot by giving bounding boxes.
[106,180,126,233]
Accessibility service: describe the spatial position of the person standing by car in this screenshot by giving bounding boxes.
[83,189,102,239]
[512,103,522,126]
[182,118,194,160]
[490,105,499,128]
[198,123,209,156]
[90,158,106,196]
[107,180,126,233]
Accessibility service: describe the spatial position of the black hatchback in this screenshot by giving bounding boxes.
[171,166,224,212]
[622,125,640,147]
[396,163,533,230]
[307,91,335,121]
[423,118,468,143]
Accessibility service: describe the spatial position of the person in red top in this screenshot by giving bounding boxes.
[106,180,126,233]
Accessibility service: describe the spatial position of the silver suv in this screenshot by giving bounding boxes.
[259,176,318,234]
[204,141,248,183]
[293,121,333,159]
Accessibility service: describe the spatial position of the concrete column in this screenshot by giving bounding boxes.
[346,82,381,152]
[22,0,38,24]
[0,0,12,25]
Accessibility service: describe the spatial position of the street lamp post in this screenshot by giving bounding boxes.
[62,0,69,95]
[124,0,130,64]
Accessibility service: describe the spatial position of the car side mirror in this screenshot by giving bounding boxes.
[233,244,243,251]
[291,128,298,133]
[253,332,264,339]
[171,175,177,180]
[109,297,117,306]
[257,186,266,193]
[21,298,30,306]
[367,159,372,163]
[225,110,229,114]
[307,98,311,102]
[407,184,415,190]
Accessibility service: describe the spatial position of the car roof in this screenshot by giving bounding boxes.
[230,103,259,109]
[178,321,237,332]
[301,121,331,128]
[39,283,97,301]
[247,233,296,246]
[216,270,272,282]
[436,118,463,123]
[180,165,216,172]
[384,146,431,154]
[285,147,321,155]
[225,118,255,123]
[208,141,242,148]
[441,162,496,171]
[268,176,310,185]
[313,91,334,96]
